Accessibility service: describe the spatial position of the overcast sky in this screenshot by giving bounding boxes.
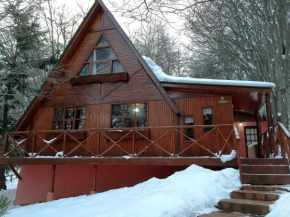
[55,0,185,41]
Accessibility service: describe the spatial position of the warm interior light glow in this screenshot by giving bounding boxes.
[239,121,243,127]
[133,108,140,112]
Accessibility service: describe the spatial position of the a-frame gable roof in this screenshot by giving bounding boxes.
[15,0,181,131]
[97,1,181,115]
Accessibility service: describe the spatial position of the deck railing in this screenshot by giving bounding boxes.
[261,122,290,160]
[1,124,239,159]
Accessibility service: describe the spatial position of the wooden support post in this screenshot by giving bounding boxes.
[265,94,275,154]
[2,133,8,158]
[8,164,21,180]
[265,94,274,129]
[47,165,56,202]
[255,110,262,158]
[90,165,98,194]
[174,115,181,156]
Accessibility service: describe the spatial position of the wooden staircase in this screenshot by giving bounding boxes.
[200,158,290,216]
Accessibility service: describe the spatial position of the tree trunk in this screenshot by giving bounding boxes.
[0,167,7,190]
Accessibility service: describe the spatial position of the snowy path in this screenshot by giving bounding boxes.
[4,165,241,217]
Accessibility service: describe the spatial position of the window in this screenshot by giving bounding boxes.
[203,108,213,132]
[185,117,194,141]
[245,127,258,145]
[78,36,125,76]
[111,103,147,128]
[53,107,86,130]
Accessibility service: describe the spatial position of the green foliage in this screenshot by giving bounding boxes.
[0,195,10,216]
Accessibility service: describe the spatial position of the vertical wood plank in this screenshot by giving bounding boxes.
[50,165,56,193]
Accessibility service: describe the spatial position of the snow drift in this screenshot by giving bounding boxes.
[5,165,241,217]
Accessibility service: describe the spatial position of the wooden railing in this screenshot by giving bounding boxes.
[1,124,239,159]
[260,122,290,159]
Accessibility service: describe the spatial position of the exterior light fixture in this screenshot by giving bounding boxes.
[218,96,229,104]
[239,121,243,127]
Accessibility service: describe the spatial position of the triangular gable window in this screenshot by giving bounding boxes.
[78,36,125,76]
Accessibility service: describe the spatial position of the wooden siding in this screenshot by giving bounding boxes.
[31,96,235,157]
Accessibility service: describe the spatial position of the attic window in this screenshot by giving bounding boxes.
[78,36,125,76]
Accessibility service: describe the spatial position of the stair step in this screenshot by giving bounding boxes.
[242,185,290,192]
[198,211,249,217]
[242,174,290,185]
[231,190,279,201]
[242,165,289,174]
[241,158,288,165]
[218,198,273,215]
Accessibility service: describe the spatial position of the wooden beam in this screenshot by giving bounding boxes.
[92,25,115,32]
[70,73,129,86]
[8,164,22,181]
[0,157,238,167]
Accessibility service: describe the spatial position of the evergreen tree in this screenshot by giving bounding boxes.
[0,0,51,190]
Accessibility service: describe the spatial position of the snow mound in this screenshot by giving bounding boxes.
[143,56,276,88]
[220,150,236,163]
[267,192,290,217]
[5,165,241,217]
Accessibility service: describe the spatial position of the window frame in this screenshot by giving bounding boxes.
[78,35,125,76]
[184,116,195,142]
[53,106,87,130]
[111,102,148,128]
[202,106,214,133]
[244,126,258,146]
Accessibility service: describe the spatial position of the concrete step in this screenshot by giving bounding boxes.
[198,211,249,216]
[242,165,289,174]
[218,198,273,215]
[242,185,290,192]
[231,190,279,201]
[241,158,288,165]
[242,174,290,185]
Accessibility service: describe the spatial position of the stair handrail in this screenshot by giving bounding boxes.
[277,122,290,163]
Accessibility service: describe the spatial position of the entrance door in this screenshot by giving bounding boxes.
[244,126,258,158]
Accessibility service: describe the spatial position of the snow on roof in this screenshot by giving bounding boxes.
[142,56,276,89]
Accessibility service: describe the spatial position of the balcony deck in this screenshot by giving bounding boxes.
[0,124,240,167]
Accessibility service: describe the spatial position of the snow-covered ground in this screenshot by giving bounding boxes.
[4,165,241,217]
[266,189,290,217]
[0,178,19,211]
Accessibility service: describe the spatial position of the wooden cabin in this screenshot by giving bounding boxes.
[0,0,287,205]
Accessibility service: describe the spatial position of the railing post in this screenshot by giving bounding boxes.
[2,133,8,158]
[132,130,135,157]
[31,132,36,155]
[98,131,101,156]
[63,132,67,156]
[175,116,180,156]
